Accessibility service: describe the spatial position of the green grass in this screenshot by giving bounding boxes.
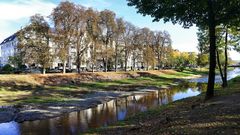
[214,76,240,96]
[17,96,68,104]
[182,67,235,76]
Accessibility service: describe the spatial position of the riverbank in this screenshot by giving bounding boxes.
[89,76,240,135]
[0,70,201,123]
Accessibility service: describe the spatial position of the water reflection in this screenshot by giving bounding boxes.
[0,83,205,135]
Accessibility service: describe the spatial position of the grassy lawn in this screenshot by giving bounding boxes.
[88,76,240,135]
[0,70,200,106]
[214,75,240,96]
[182,67,235,76]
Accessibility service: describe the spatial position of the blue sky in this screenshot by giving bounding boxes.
[0,0,239,60]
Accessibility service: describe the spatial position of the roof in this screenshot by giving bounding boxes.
[0,34,17,45]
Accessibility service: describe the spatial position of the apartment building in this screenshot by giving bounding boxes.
[0,34,77,69]
[0,34,18,67]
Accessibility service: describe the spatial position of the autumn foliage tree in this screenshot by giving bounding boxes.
[122,22,135,71]
[72,5,89,73]
[86,8,101,72]
[51,1,76,74]
[18,14,52,74]
[153,31,172,70]
[113,18,125,72]
[98,10,116,72]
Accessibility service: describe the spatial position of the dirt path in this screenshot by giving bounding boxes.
[95,93,240,135]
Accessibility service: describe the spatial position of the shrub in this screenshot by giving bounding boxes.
[176,66,185,72]
[0,64,15,74]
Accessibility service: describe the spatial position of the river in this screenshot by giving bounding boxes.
[190,68,240,83]
[0,68,239,135]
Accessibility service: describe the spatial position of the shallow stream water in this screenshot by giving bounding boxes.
[190,68,240,83]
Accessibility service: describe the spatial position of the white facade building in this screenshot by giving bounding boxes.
[0,34,18,66]
[0,34,85,70]
[0,44,1,66]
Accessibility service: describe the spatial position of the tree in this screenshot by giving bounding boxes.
[153,31,171,70]
[197,28,209,54]
[231,26,240,52]
[198,53,209,68]
[168,50,180,68]
[86,8,100,72]
[127,0,240,99]
[140,28,154,70]
[113,18,125,72]
[131,27,143,70]
[18,14,52,74]
[188,52,197,68]
[8,54,24,69]
[143,44,156,70]
[72,5,89,73]
[51,1,76,74]
[153,31,163,70]
[98,10,116,72]
[122,21,135,71]
[171,51,189,71]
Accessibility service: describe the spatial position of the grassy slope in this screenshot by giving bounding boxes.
[0,70,200,105]
[89,76,240,135]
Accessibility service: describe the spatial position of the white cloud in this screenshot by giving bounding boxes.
[0,0,56,42]
[0,0,56,21]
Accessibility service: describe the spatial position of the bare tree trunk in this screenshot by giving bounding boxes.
[133,58,136,71]
[216,50,224,83]
[159,53,163,69]
[124,52,128,72]
[105,43,108,72]
[146,61,149,71]
[105,57,108,72]
[157,55,161,70]
[159,42,164,69]
[114,45,118,72]
[79,59,82,73]
[92,64,94,72]
[77,56,82,74]
[102,58,106,72]
[63,61,66,74]
[91,42,96,73]
[223,28,228,87]
[206,0,216,100]
[42,67,46,75]
[77,55,81,74]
